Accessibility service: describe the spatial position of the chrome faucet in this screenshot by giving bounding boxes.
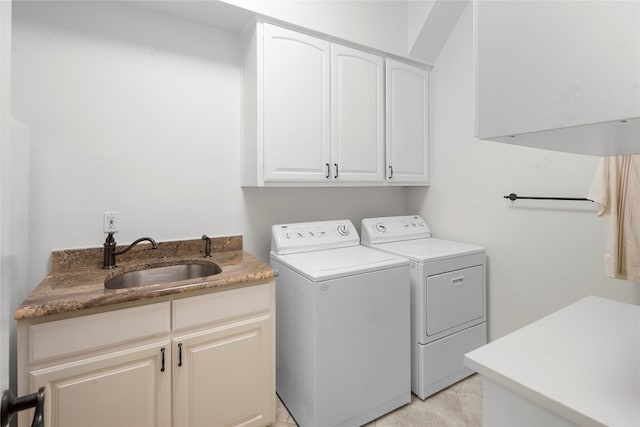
[201,234,212,258]
[103,232,158,269]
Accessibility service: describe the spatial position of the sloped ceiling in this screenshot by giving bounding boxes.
[408,0,469,64]
[126,0,467,65]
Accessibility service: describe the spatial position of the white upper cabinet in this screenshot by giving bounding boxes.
[331,44,385,184]
[385,59,429,185]
[474,0,640,155]
[262,24,331,183]
[242,22,429,186]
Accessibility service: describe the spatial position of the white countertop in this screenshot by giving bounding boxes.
[464,296,640,427]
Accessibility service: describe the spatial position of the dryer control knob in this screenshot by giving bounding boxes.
[337,224,350,236]
[375,223,387,233]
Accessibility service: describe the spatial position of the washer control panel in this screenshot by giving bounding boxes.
[271,220,359,255]
[361,215,431,245]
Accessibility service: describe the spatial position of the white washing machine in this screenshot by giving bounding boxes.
[361,215,487,399]
[270,220,411,427]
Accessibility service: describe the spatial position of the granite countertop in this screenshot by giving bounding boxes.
[15,235,275,320]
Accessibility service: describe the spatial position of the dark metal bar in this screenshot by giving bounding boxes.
[504,193,592,202]
[1,387,45,427]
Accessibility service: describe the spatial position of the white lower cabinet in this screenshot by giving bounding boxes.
[30,341,172,427]
[18,282,275,427]
[173,315,273,427]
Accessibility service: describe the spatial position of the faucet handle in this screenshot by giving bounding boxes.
[201,235,212,258]
[105,232,116,245]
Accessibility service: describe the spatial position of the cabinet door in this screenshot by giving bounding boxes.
[331,44,385,183]
[386,59,429,185]
[29,341,171,427]
[263,24,331,183]
[173,315,274,427]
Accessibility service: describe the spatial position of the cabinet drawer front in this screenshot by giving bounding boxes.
[173,283,273,331]
[29,302,170,364]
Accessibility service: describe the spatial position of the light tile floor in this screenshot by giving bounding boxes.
[272,374,482,427]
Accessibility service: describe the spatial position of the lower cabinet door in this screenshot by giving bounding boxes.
[29,341,171,427]
[173,315,274,427]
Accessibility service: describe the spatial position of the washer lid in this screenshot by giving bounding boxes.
[271,245,408,281]
[369,238,485,262]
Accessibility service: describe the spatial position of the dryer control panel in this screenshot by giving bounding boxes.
[271,220,359,255]
[361,215,431,245]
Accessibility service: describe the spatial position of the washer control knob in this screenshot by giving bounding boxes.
[375,223,387,233]
[337,224,350,236]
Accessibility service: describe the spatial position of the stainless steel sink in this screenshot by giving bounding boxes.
[105,262,222,289]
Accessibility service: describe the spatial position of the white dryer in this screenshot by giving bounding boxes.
[361,215,487,399]
[270,220,411,427]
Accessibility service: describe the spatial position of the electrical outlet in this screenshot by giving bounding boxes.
[104,211,119,233]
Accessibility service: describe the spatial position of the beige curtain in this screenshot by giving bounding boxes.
[588,155,640,284]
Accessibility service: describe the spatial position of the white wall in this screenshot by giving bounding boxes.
[7,119,30,316]
[7,118,30,392]
[0,0,12,393]
[11,1,407,293]
[410,4,640,339]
